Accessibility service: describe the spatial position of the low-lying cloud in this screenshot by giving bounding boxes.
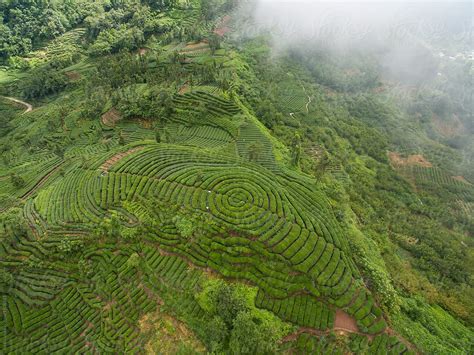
[236,0,472,84]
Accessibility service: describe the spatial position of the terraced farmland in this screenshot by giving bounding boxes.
[1,241,205,353]
[2,0,472,353]
[26,144,386,334]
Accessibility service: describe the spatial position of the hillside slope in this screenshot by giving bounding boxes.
[0,0,472,353]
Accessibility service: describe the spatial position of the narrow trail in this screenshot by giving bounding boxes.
[0,161,64,214]
[281,309,376,344]
[100,146,144,172]
[305,94,312,113]
[2,96,33,114]
[281,326,373,344]
[301,84,312,113]
[281,321,418,353]
[20,161,65,200]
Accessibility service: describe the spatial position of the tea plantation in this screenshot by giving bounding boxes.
[0,0,472,353]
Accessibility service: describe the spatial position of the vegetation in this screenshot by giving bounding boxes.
[0,0,472,354]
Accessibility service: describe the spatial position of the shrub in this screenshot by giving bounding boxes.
[21,67,68,99]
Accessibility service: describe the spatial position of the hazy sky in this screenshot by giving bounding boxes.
[250,0,472,43]
[239,0,472,83]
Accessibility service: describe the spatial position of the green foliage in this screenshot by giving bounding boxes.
[20,66,68,99]
[0,268,13,291]
[10,172,25,188]
[290,132,302,167]
[203,316,228,352]
[201,0,221,21]
[89,25,145,56]
[115,86,174,121]
[230,311,286,354]
[208,34,221,54]
[126,252,141,269]
[0,0,93,59]
[57,237,84,256]
[0,1,472,354]
[94,212,122,239]
[173,214,196,239]
[394,298,473,354]
[197,279,290,353]
[247,141,263,162]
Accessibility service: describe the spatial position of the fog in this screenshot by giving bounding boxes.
[231,0,473,176]
[236,0,472,84]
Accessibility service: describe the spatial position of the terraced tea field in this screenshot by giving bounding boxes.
[0,85,412,352]
[28,144,386,331]
[4,1,467,351]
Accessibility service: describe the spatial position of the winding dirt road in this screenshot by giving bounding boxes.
[2,96,33,114]
[301,84,312,113]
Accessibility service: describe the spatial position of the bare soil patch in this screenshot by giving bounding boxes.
[452,175,471,185]
[100,147,144,172]
[334,309,359,332]
[388,152,432,168]
[182,41,209,51]
[101,108,122,127]
[214,15,231,37]
[281,310,361,344]
[65,71,81,81]
[179,83,190,95]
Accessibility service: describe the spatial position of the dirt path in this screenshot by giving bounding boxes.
[0,161,64,214]
[20,162,65,200]
[281,309,370,344]
[100,147,144,172]
[301,84,312,113]
[281,311,418,353]
[2,96,33,114]
[281,326,373,344]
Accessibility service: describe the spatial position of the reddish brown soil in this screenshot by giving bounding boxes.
[388,152,432,168]
[452,176,471,184]
[101,108,122,127]
[179,84,190,95]
[281,310,361,344]
[181,41,209,52]
[280,313,419,353]
[214,15,231,37]
[100,147,144,172]
[334,309,359,332]
[65,71,81,81]
[214,27,230,37]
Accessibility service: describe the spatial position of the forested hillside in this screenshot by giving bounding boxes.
[0,0,472,353]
